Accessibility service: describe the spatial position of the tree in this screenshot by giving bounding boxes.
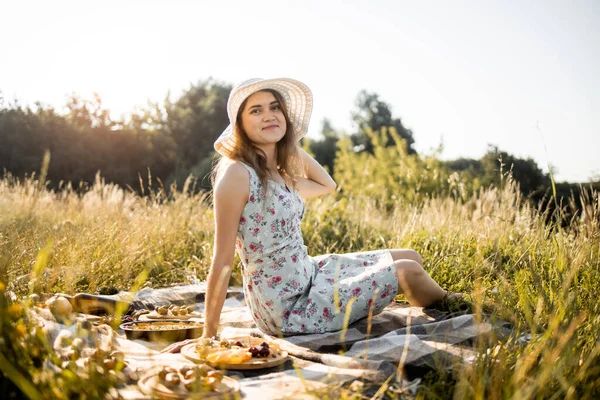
[479,145,549,197]
[351,90,416,154]
[0,94,178,191]
[307,118,339,173]
[162,79,231,173]
[65,93,114,129]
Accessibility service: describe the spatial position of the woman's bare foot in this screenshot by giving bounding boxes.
[425,291,471,313]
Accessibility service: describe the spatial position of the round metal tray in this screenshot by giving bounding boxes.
[120,320,204,343]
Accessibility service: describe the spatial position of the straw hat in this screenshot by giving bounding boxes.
[214,78,313,156]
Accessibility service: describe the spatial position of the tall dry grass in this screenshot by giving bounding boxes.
[1,171,216,295]
[1,151,599,398]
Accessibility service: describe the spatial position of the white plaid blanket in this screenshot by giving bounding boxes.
[38,283,495,399]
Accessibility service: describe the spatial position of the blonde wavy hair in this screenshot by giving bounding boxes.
[212,89,303,191]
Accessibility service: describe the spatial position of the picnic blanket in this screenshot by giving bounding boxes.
[38,283,498,399]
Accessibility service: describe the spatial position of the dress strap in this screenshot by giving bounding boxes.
[238,161,260,188]
[238,161,256,178]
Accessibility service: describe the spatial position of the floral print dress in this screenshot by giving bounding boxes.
[236,163,398,335]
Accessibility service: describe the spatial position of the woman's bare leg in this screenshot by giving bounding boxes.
[389,249,423,266]
[394,259,446,307]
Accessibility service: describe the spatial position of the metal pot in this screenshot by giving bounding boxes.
[120,320,204,343]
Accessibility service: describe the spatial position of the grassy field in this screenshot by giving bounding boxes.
[1,162,599,398]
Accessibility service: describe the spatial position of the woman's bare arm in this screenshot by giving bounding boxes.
[294,148,337,199]
[203,162,249,338]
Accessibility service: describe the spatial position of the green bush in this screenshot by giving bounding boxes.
[333,127,453,208]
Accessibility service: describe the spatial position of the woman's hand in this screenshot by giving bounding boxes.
[294,148,337,199]
[160,338,197,353]
[203,161,249,338]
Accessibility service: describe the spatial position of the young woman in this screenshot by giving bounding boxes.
[203,78,451,337]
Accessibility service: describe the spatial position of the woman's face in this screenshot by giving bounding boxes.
[240,91,287,149]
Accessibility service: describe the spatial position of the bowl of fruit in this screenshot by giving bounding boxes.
[139,364,240,399]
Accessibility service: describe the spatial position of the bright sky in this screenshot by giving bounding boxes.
[1,0,598,182]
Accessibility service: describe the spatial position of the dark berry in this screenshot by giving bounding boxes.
[258,347,270,357]
[234,341,244,347]
[260,342,269,349]
[249,347,260,357]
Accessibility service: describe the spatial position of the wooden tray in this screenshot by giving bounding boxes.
[181,342,289,370]
[139,371,239,399]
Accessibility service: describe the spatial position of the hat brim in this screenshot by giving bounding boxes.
[214,78,313,156]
